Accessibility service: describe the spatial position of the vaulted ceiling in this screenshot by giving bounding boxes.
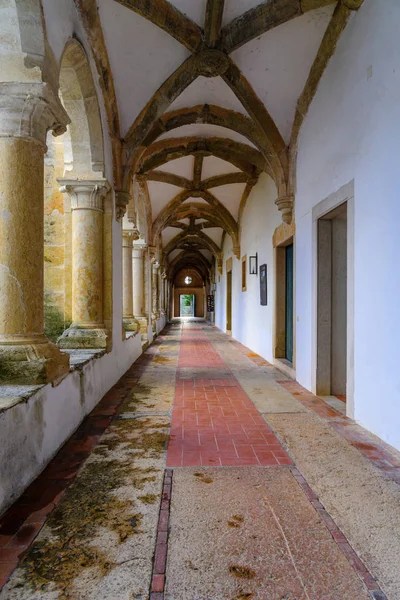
[90,0,362,274]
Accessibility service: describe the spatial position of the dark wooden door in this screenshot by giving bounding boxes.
[285,244,294,363]
[226,271,232,332]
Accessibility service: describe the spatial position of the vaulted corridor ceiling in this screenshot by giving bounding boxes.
[82,0,358,274]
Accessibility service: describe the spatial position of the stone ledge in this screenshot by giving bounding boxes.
[0,385,44,414]
[62,349,105,370]
[125,331,139,340]
[0,350,105,414]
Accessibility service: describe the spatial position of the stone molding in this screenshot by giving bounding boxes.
[275,195,294,224]
[0,82,70,146]
[115,190,131,221]
[58,179,110,212]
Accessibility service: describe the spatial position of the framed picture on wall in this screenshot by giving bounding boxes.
[260,264,267,306]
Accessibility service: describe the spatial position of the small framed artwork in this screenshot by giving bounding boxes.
[260,264,267,305]
[249,253,258,275]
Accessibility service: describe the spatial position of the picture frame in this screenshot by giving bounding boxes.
[260,263,267,305]
[249,253,258,275]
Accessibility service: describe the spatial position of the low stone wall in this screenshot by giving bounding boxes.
[0,333,143,515]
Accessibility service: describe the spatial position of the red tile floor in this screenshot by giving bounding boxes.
[167,325,293,467]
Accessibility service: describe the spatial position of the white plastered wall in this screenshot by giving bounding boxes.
[295,0,400,450]
[215,173,280,362]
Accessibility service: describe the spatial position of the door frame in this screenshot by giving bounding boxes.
[312,181,355,418]
[273,225,296,377]
[226,257,233,334]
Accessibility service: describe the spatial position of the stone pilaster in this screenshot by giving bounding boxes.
[160,271,167,317]
[57,180,110,349]
[122,230,140,333]
[132,244,148,337]
[0,82,71,384]
[151,260,160,333]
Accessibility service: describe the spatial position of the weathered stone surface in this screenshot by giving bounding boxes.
[166,467,369,600]
[57,180,110,350]
[267,411,400,600]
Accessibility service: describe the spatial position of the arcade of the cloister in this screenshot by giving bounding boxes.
[0,1,400,598]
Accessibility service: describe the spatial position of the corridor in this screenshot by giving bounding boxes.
[0,320,399,600]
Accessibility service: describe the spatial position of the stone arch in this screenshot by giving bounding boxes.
[137,137,266,179]
[164,230,221,260]
[0,0,57,85]
[153,190,239,253]
[58,39,104,177]
[131,178,152,244]
[133,104,284,190]
[43,39,108,342]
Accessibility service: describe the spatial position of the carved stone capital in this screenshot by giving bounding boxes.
[275,195,294,225]
[152,261,160,273]
[115,189,131,221]
[132,243,147,260]
[58,179,110,212]
[122,230,136,248]
[0,82,70,147]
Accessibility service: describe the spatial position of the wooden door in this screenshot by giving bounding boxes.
[226,271,232,332]
[285,244,294,362]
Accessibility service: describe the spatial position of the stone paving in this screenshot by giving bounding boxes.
[0,320,399,599]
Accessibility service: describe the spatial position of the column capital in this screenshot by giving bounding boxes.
[58,179,110,212]
[122,229,136,248]
[0,82,70,147]
[152,261,160,273]
[132,243,147,259]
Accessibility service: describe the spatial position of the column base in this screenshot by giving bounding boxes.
[151,315,157,333]
[57,326,110,350]
[135,316,149,337]
[0,336,70,385]
[123,317,140,334]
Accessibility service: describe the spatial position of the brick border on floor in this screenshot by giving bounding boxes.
[211,326,400,487]
[149,468,173,600]
[0,332,170,591]
[290,468,388,600]
[279,380,400,486]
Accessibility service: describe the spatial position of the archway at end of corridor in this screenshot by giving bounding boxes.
[180,294,195,317]
[173,267,206,319]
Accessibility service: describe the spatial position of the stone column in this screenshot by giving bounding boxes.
[151,261,160,333]
[160,271,167,317]
[122,231,140,333]
[57,180,110,349]
[0,83,70,384]
[132,244,148,336]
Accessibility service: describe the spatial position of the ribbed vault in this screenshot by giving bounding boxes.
[83,0,365,278]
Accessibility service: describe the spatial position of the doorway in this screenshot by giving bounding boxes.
[317,202,347,398]
[180,294,195,317]
[226,268,232,334]
[285,244,294,363]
